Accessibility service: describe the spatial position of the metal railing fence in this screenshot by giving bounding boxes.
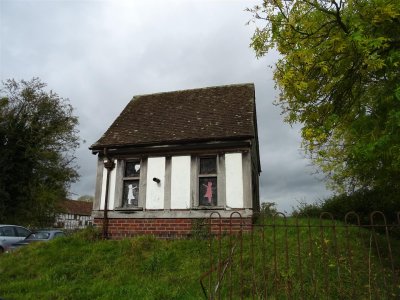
[200,211,400,300]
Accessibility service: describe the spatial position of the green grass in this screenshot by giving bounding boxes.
[0,230,208,300]
[0,220,398,299]
[211,217,400,299]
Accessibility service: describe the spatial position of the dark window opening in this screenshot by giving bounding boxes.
[125,161,141,177]
[200,157,217,174]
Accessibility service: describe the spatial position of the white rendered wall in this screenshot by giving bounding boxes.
[225,153,244,208]
[146,157,166,209]
[100,160,117,210]
[170,156,191,209]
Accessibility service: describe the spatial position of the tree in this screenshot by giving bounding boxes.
[248,0,400,193]
[260,201,278,216]
[0,78,79,226]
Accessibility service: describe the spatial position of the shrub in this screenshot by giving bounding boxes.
[292,187,400,224]
[71,226,102,242]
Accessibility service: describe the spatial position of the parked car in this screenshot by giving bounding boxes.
[0,225,31,253]
[8,229,65,251]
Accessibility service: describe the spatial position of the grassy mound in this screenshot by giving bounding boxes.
[0,229,208,299]
[0,219,398,299]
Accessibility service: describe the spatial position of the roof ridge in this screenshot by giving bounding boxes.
[130,82,255,100]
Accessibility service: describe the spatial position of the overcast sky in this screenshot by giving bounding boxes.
[0,0,332,212]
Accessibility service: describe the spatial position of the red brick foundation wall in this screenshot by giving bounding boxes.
[94,218,253,239]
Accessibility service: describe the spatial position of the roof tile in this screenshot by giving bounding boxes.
[91,83,256,149]
[58,200,93,216]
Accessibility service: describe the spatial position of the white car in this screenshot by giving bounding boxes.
[0,225,31,253]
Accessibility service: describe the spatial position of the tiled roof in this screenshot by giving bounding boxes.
[58,200,93,216]
[90,83,256,149]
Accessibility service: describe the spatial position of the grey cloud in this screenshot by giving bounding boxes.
[1,0,332,212]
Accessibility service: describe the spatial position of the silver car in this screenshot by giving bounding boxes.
[0,225,31,253]
[7,229,65,252]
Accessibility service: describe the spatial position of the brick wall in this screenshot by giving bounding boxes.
[94,217,252,239]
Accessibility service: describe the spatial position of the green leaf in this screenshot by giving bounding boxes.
[248,0,400,192]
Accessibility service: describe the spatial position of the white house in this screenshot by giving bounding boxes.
[55,200,93,230]
[89,83,261,237]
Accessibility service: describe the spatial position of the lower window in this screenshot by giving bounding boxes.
[122,180,140,207]
[199,177,218,206]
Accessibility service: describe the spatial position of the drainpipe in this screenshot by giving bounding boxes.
[102,148,115,239]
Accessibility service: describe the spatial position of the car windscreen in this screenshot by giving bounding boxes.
[26,232,50,240]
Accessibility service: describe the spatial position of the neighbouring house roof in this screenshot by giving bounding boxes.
[57,200,93,216]
[90,83,257,150]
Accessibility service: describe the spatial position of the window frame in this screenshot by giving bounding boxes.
[121,160,141,208]
[114,158,147,210]
[193,154,225,208]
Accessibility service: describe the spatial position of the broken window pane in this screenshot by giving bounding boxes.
[125,161,140,177]
[122,180,139,207]
[199,177,217,206]
[199,157,217,174]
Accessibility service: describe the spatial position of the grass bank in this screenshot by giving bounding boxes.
[0,218,398,299]
[0,229,208,299]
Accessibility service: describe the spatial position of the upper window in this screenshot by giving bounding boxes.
[198,157,218,206]
[122,161,141,207]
